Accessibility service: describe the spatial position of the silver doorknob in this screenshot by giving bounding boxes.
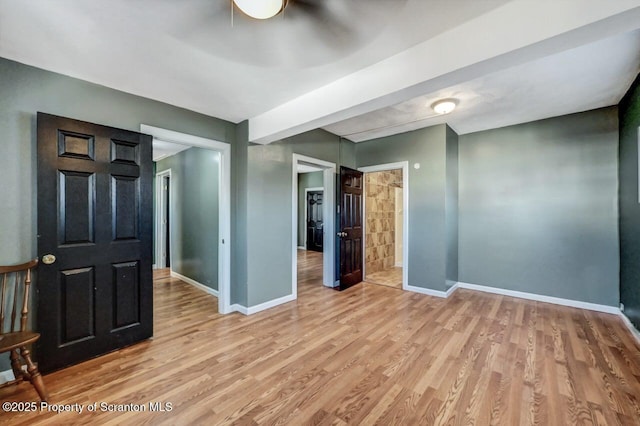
[42,254,56,265]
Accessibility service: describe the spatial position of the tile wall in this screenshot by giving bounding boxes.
[365,169,403,274]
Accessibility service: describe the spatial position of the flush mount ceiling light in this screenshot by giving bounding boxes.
[431,99,458,115]
[233,0,287,19]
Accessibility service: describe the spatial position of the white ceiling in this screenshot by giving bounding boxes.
[152,140,191,162]
[297,163,323,174]
[325,29,640,141]
[1,0,639,144]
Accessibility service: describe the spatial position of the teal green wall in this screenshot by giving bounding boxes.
[356,124,454,292]
[445,126,459,288]
[156,148,220,290]
[459,107,620,306]
[232,121,250,306]
[244,130,355,306]
[619,73,640,328]
[297,172,324,247]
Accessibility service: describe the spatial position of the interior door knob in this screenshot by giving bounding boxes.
[42,254,56,265]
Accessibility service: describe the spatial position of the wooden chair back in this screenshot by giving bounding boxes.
[0,259,48,402]
[0,259,38,335]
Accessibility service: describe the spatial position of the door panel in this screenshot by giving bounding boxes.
[112,175,139,240]
[112,261,140,330]
[37,113,153,373]
[60,267,95,345]
[306,190,324,252]
[338,166,363,290]
[59,171,95,244]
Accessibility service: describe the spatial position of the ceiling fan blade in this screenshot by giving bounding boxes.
[285,0,360,51]
[289,0,324,13]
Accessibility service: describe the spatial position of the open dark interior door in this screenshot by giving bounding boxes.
[338,166,363,290]
[37,113,153,373]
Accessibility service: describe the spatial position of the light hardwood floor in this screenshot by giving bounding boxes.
[1,251,640,425]
[365,266,403,289]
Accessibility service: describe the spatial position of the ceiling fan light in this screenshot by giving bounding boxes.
[431,99,458,115]
[233,0,285,20]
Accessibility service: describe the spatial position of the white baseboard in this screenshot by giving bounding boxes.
[619,312,640,347]
[405,284,448,298]
[297,246,306,250]
[170,271,219,297]
[405,280,620,316]
[230,294,296,316]
[230,304,248,315]
[152,264,157,269]
[455,281,620,314]
[247,294,296,315]
[445,283,459,297]
[0,369,15,385]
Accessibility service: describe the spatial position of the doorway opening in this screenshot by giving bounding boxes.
[155,170,172,269]
[305,188,324,252]
[359,162,409,290]
[144,125,232,314]
[300,170,324,253]
[292,154,336,297]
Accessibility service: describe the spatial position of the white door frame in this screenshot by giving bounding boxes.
[142,124,232,315]
[155,169,172,270]
[358,161,409,290]
[302,187,324,249]
[292,154,336,295]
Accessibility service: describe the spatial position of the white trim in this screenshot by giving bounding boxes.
[292,154,337,294]
[406,280,622,316]
[358,162,409,291]
[171,271,219,297]
[394,186,403,267]
[230,304,248,315]
[154,169,172,271]
[152,264,157,269]
[297,246,306,250]
[405,284,448,298]
[142,124,232,314]
[619,312,640,347]
[303,187,324,249]
[229,294,296,316]
[246,294,296,315]
[142,125,226,150]
[445,282,459,297]
[456,281,621,314]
